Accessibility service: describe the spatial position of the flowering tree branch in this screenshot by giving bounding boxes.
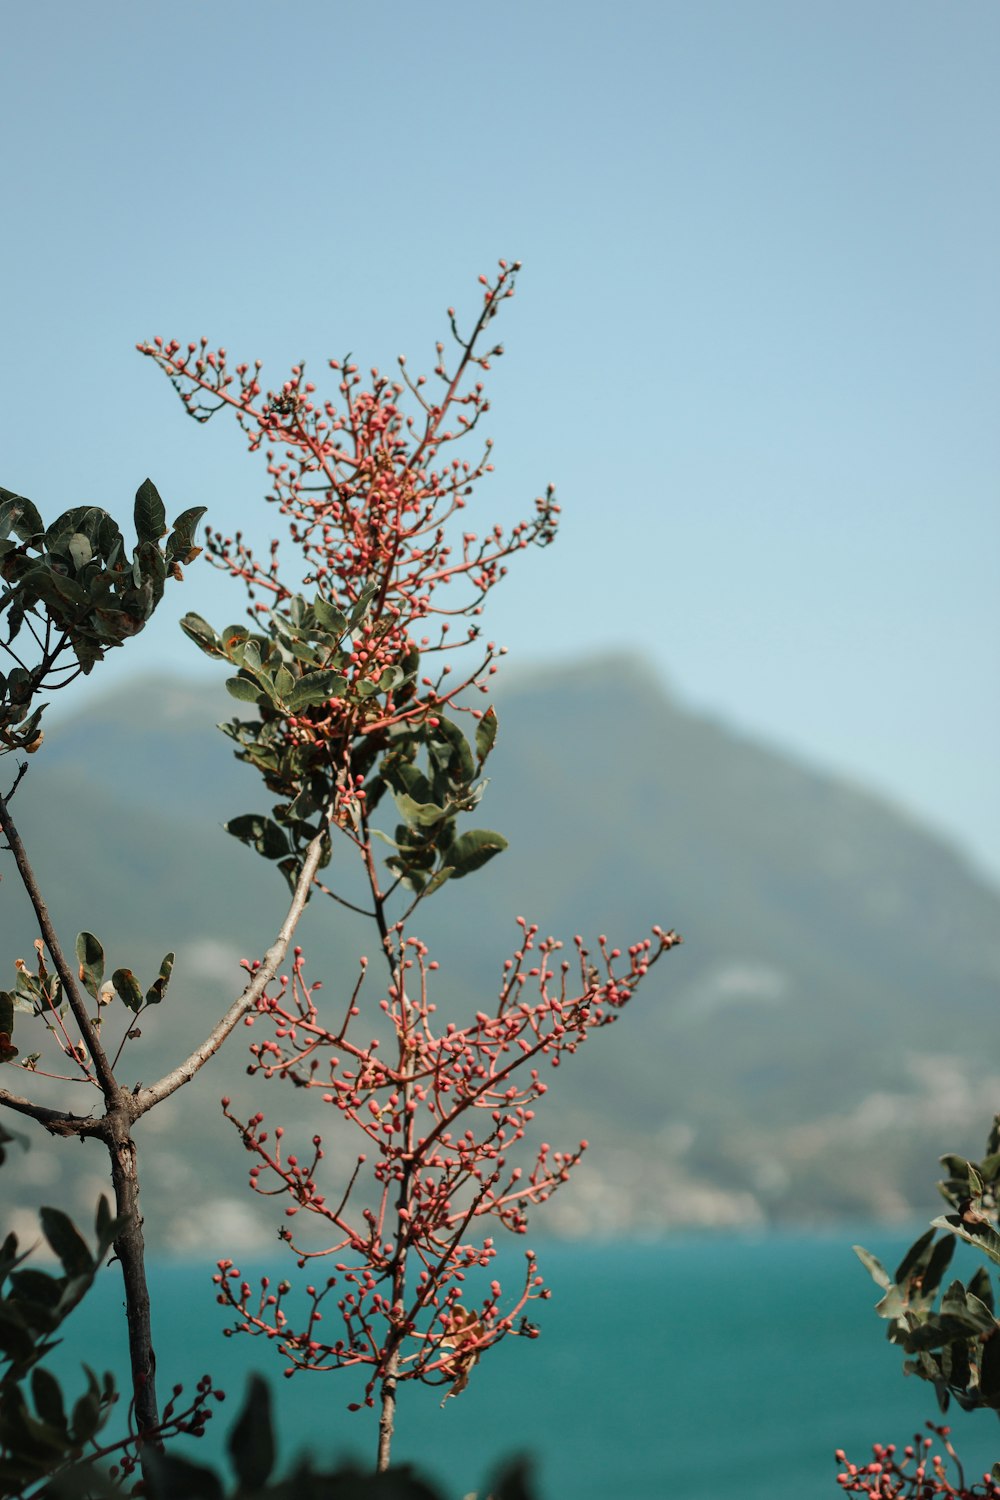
[140,261,681,1470]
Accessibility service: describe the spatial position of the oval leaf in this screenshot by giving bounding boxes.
[227,1374,275,1491]
[448,828,508,878]
[145,953,174,1006]
[111,968,143,1013]
[475,706,499,763]
[133,478,167,545]
[225,675,265,703]
[39,1208,92,1278]
[75,932,105,1001]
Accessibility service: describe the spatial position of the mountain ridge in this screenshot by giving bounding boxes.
[2,654,997,1253]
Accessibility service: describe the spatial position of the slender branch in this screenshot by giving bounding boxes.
[131,823,330,1117]
[0,790,119,1099]
[0,1084,102,1137]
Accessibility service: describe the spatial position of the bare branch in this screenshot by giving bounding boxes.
[0,790,119,1099]
[0,1084,102,1137]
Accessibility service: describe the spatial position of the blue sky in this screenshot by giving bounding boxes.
[2,2,997,878]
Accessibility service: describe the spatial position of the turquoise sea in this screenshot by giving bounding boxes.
[48,1233,1000,1499]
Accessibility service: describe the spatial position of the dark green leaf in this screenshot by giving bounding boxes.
[30,1368,67,1433]
[430,715,475,782]
[922,1234,957,1300]
[74,933,104,1001]
[895,1228,937,1286]
[227,1374,275,1490]
[145,1452,224,1500]
[447,828,508,878]
[348,582,378,631]
[475,706,499,763]
[133,479,167,545]
[0,492,43,541]
[70,1382,104,1445]
[970,1264,994,1311]
[165,505,207,564]
[932,1214,1000,1269]
[225,814,290,861]
[8,1268,61,1309]
[0,1303,36,1363]
[39,1209,92,1278]
[111,968,143,1013]
[94,1196,122,1256]
[145,953,174,1006]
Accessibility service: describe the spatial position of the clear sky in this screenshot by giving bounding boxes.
[2,2,998,879]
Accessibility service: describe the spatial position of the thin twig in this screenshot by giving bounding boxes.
[0,789,119,1099]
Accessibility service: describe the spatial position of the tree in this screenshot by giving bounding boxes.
[836,1120,1000,1497]
[0,480,326,1489]
[0,263,677,1489]
[138,261,678,1469]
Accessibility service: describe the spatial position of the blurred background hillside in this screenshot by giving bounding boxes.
[3,664,997,1252]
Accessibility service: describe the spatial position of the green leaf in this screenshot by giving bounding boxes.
[475,706,499,763]
[423,866,454,898]
[225,675,265,703]
[284,669,347,711]
[393,791,447,830]
[0,1304,36,1363]
[312,596,348,635]
[165,505,207,564]
[179,612,224,657]
[447,828,508,878]
[8,1268,61,1309]
[227,1374,275,1490]
[895,1228,937,1286]
[430,715,475,782]
[145,953,174,1006]
[348,581,378,631]
[922,1234,957,1300]
[95,1196,123,1257]
[133,478,167,545]
[0,491,43,541]
[39,1209,92,1278]
[146,1452,224,1500]
[273,663,295,701]
[70,1374,105,1445]
[225,814,290,861]
[111,968,143,1013]
[30,1368,67,1434]
[932,1214,1000,1269]
[852,1244,891,1291]
[75,932,105,1001]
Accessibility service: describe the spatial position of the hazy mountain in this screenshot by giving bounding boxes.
[3,656,998,1253]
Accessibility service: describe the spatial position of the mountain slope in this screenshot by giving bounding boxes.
[2,657,998,1249]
